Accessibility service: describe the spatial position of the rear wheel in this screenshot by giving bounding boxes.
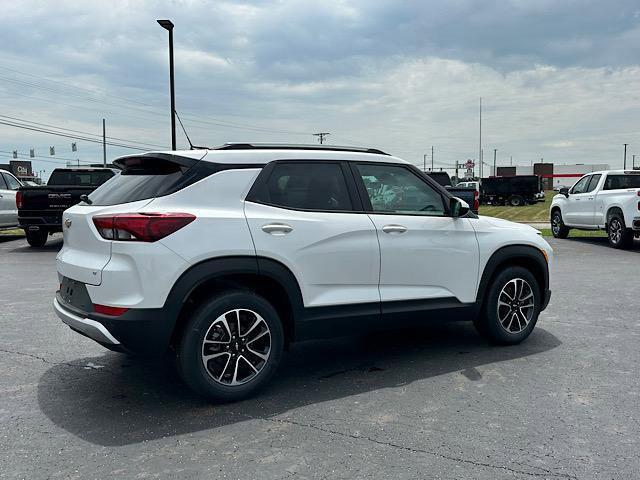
[509,195,524,207]
[474,266,541,345]
[607,212,633,249]
[177,291,284,403]
[551,210,569,238]
[25,229,48,247]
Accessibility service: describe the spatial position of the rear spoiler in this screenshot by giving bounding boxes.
[113,153,200,173]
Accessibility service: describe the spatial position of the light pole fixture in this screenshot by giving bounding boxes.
[157,19,176,150]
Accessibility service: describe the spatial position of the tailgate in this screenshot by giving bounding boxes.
[56,199,152,285]
[20,187,89,212]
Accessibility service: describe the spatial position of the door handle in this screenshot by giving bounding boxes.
[588,197,594,200]
[261,223,293,235]
[382,224,407,234]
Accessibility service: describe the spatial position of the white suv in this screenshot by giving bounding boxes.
[54,144,552,402]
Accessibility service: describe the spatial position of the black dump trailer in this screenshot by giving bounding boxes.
[480,175,540,206]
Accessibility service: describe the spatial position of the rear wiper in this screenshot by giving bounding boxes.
[80,194,92,205]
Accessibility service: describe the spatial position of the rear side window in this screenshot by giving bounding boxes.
[48,170,114,186]
[248,162,353,211]
[603,174,640,190]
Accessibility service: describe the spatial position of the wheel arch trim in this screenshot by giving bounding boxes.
[476,245,549,307]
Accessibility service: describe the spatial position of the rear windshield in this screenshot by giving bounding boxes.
[603,174,640,190]
[48,169,114,186]
[87,155,221,206]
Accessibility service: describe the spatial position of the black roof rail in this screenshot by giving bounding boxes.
[214,143,389,156]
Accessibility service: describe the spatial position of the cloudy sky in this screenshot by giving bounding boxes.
[1,0,639,177]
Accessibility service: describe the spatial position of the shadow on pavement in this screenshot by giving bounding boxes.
[37,323,561,446]
[8,236,63,252]
[0,234,24,243]
[566,236,640,251]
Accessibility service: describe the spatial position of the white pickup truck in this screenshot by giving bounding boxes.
[550,170,640,249]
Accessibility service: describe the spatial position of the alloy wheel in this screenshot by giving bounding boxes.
[609,218,622,245]
[497,278,535,334]
[201,309,271,386]
[552,213,561,235]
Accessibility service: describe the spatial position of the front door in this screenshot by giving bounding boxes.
[352,162,479,306]
[564,175,594,226]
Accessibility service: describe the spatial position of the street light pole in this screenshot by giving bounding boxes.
[623,143,628,169]
[157,19,176,150]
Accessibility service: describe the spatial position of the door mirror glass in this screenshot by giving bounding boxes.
[450,197,470,217]
[559,186,569,197]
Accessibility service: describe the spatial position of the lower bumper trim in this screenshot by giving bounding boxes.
[53,298,120,345]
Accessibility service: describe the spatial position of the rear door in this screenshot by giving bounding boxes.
[352,162,479,306]
[244,160,380,308]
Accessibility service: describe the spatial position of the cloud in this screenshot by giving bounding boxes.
[0,0,639,176]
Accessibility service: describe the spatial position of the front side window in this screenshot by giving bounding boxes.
[3,173,21,190]
[254,162,353,211]
[571,175,591,194]
[585,174,602,193]
[356,163,445,216]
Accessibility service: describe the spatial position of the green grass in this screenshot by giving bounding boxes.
[0,228,24,236]
[478,191,555,222]
[538,228,607,238]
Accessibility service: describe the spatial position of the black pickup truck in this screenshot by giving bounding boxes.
[426,171,479,213]
[17,168,116,247]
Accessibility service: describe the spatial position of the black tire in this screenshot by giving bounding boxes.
[607,211,633,249]
[509,195,524,207]
[177,290,284,403]
[25,229,48,247]
[550,210,569,239]
[474,266,541,345]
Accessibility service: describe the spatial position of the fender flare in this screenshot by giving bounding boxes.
[161,255,305,335]
[476,245,549,305]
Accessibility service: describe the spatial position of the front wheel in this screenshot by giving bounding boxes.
[25,229,48,247]
[551,210,569,238]
[474,266,541,345]
[177,291,284,403]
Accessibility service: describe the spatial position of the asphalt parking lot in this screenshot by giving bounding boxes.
[1,234,638,480]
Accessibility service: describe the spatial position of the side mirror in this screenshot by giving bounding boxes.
[559,187,569,197]
[450,197,470,217]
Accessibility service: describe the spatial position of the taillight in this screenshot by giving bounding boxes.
[16,191,23,209]
[92,213,195,242]
[93,304,129,316]
[474,190,480,212]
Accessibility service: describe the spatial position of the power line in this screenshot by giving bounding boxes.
[0,114,168,149]
[0,119,148,151]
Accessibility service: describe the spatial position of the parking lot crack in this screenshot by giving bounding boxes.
[233,412,577,480]
[0,347,115,374]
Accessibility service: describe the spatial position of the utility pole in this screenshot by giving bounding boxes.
[478,97,482,179]
[633,154,636,169]
[493,148,497,176]
[313,132,330,144]
[157,19,176,150]
[510,155,513,166]
[623,143,628,169]
[431,145,434,171]
[102,118,107,166]
[423,154,427,172]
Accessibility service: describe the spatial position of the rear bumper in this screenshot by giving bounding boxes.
[53,292,174,355]
[19,216,62,231]
[53,297,121,346]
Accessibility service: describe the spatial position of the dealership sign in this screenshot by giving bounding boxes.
[9,160,33,178]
